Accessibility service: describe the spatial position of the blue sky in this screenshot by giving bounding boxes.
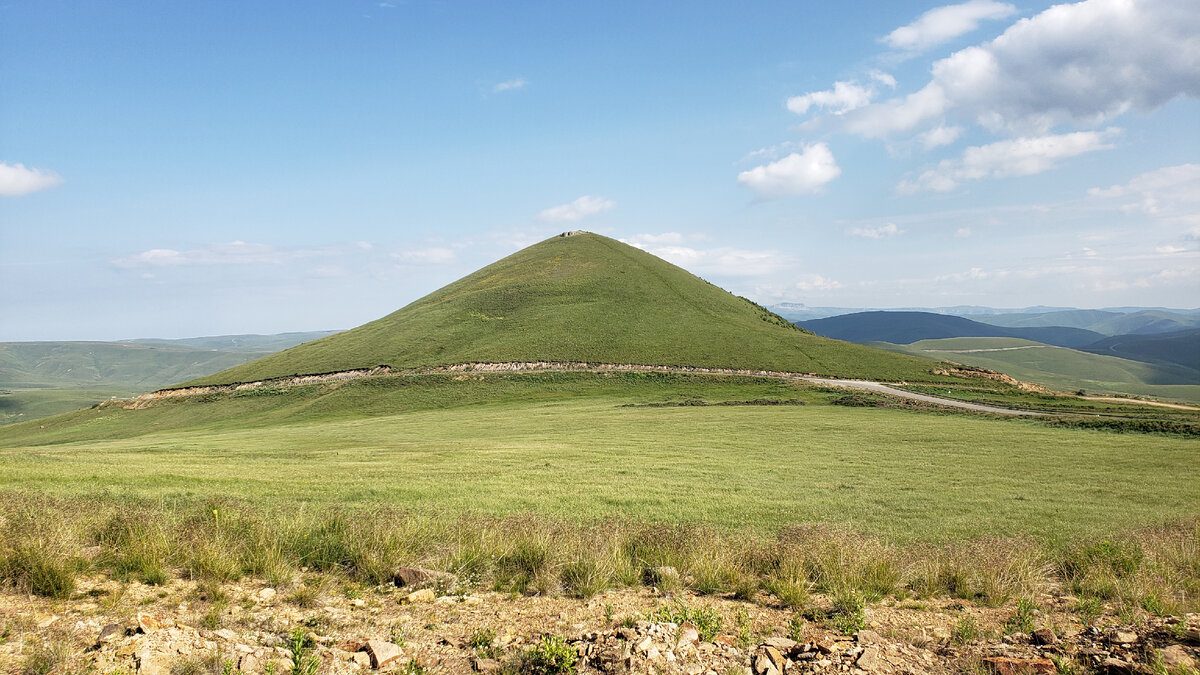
[2,0,1198,340]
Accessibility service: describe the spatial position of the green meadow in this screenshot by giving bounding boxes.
[3,373,1196,543]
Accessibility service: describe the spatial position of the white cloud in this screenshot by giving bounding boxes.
[1088,163,1200,225]
[393,247,456,264]
[897,128,1119,193]
[1155,244,1187,254]
[737,143,841,198]
[492,78,528,93]
[954,227,973,238]
[883,0,1017,52]
[919,125,964,149]
[795,274,843,291]
[847,0,1200,136]
[630,244,791,277]
[935,267,990,282]
[869,70,898,89]
[538,195,615,222]
[113,241,292,267]
[787,81,876,116]
[848,223,904,239]
[622,232,686,246]
[0,161,64,197]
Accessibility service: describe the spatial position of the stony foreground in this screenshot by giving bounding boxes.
[1,570,1197,674]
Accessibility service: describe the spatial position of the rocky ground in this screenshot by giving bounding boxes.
[1,568,1197,674]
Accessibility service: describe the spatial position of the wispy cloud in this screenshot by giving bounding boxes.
[897,128,1119,193]
[538,195,615,222]
[795,274,843,291]
[113,241,298,268]
[1088,163,1200,225]
[848,223,904,239]
[882,0,1017,53]
[392,247,456,265]
[737,143,841,198]
[0,161,64,197]
[492,78,528,93]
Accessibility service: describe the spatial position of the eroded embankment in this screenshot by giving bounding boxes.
[116,362,836,409]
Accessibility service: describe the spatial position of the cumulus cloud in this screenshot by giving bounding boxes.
[849,223,904,239]
[847,0,1200,136]
[897,128,1119,193]
[393,247,456,264]
[492,78,528,93]
[737,143,841,197]
[882,0,1017,52]
[795,274,843,291]
[0,162,64,197]
[538,195,615,222]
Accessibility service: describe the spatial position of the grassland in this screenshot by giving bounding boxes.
[875,337,1200,402]
[190,233,947,386]
[3,373,1196,543]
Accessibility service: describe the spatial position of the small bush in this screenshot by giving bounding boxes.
[952,616,978,644]
[1004,597,1037,635]
[829,589,866,635]
[523,635,578,675]
[646,601,723,642]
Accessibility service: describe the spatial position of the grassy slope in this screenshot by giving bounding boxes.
[190,233,944,386]
[874,337,1200,401]
[1,373,1195,543]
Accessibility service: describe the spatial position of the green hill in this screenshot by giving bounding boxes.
[0,331,336,424]
[192,232,943,386]
[872,337,1200,402]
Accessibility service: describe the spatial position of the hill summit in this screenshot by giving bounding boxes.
[190,232,938,385]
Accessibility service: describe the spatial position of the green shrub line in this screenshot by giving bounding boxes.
[0,495,1196,618]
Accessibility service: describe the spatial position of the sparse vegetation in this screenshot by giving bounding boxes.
[521,635,578,675]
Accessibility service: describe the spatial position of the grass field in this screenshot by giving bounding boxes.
[3,373,1196,543]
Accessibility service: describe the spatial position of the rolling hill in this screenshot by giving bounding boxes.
[1081,328,1200,372]
[874,337,1200,402]
[0,331,336,424]
[798,311,1105,349]
[190,232,945,386]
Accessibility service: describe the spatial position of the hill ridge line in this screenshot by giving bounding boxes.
[114,361,1048,417]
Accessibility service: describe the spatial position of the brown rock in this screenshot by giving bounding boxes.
[97,623,126,644]
[596,645,631,674]
[677,624,700,646]
[136,613,161,634]
[1160,645,1195,671]
[403,588,436,603]
[1107,629,1138,645]
[472,656,502,673]
[753,651,781,675]
[392,566,454,588]
[856,646,885,672]
[762,636,798,651]
[1100,657,1137,675]
[982,656,1056,675]
[856,630,885,645]
[1031,628,1058,646]
[363,639,402,668]
[714,634,740,647]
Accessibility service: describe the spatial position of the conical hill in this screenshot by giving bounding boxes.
[190,232,938,385]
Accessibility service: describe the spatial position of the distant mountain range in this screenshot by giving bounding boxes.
[797,310,1200,380]
[798,311,1106,349]
[772,303,1200,335]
